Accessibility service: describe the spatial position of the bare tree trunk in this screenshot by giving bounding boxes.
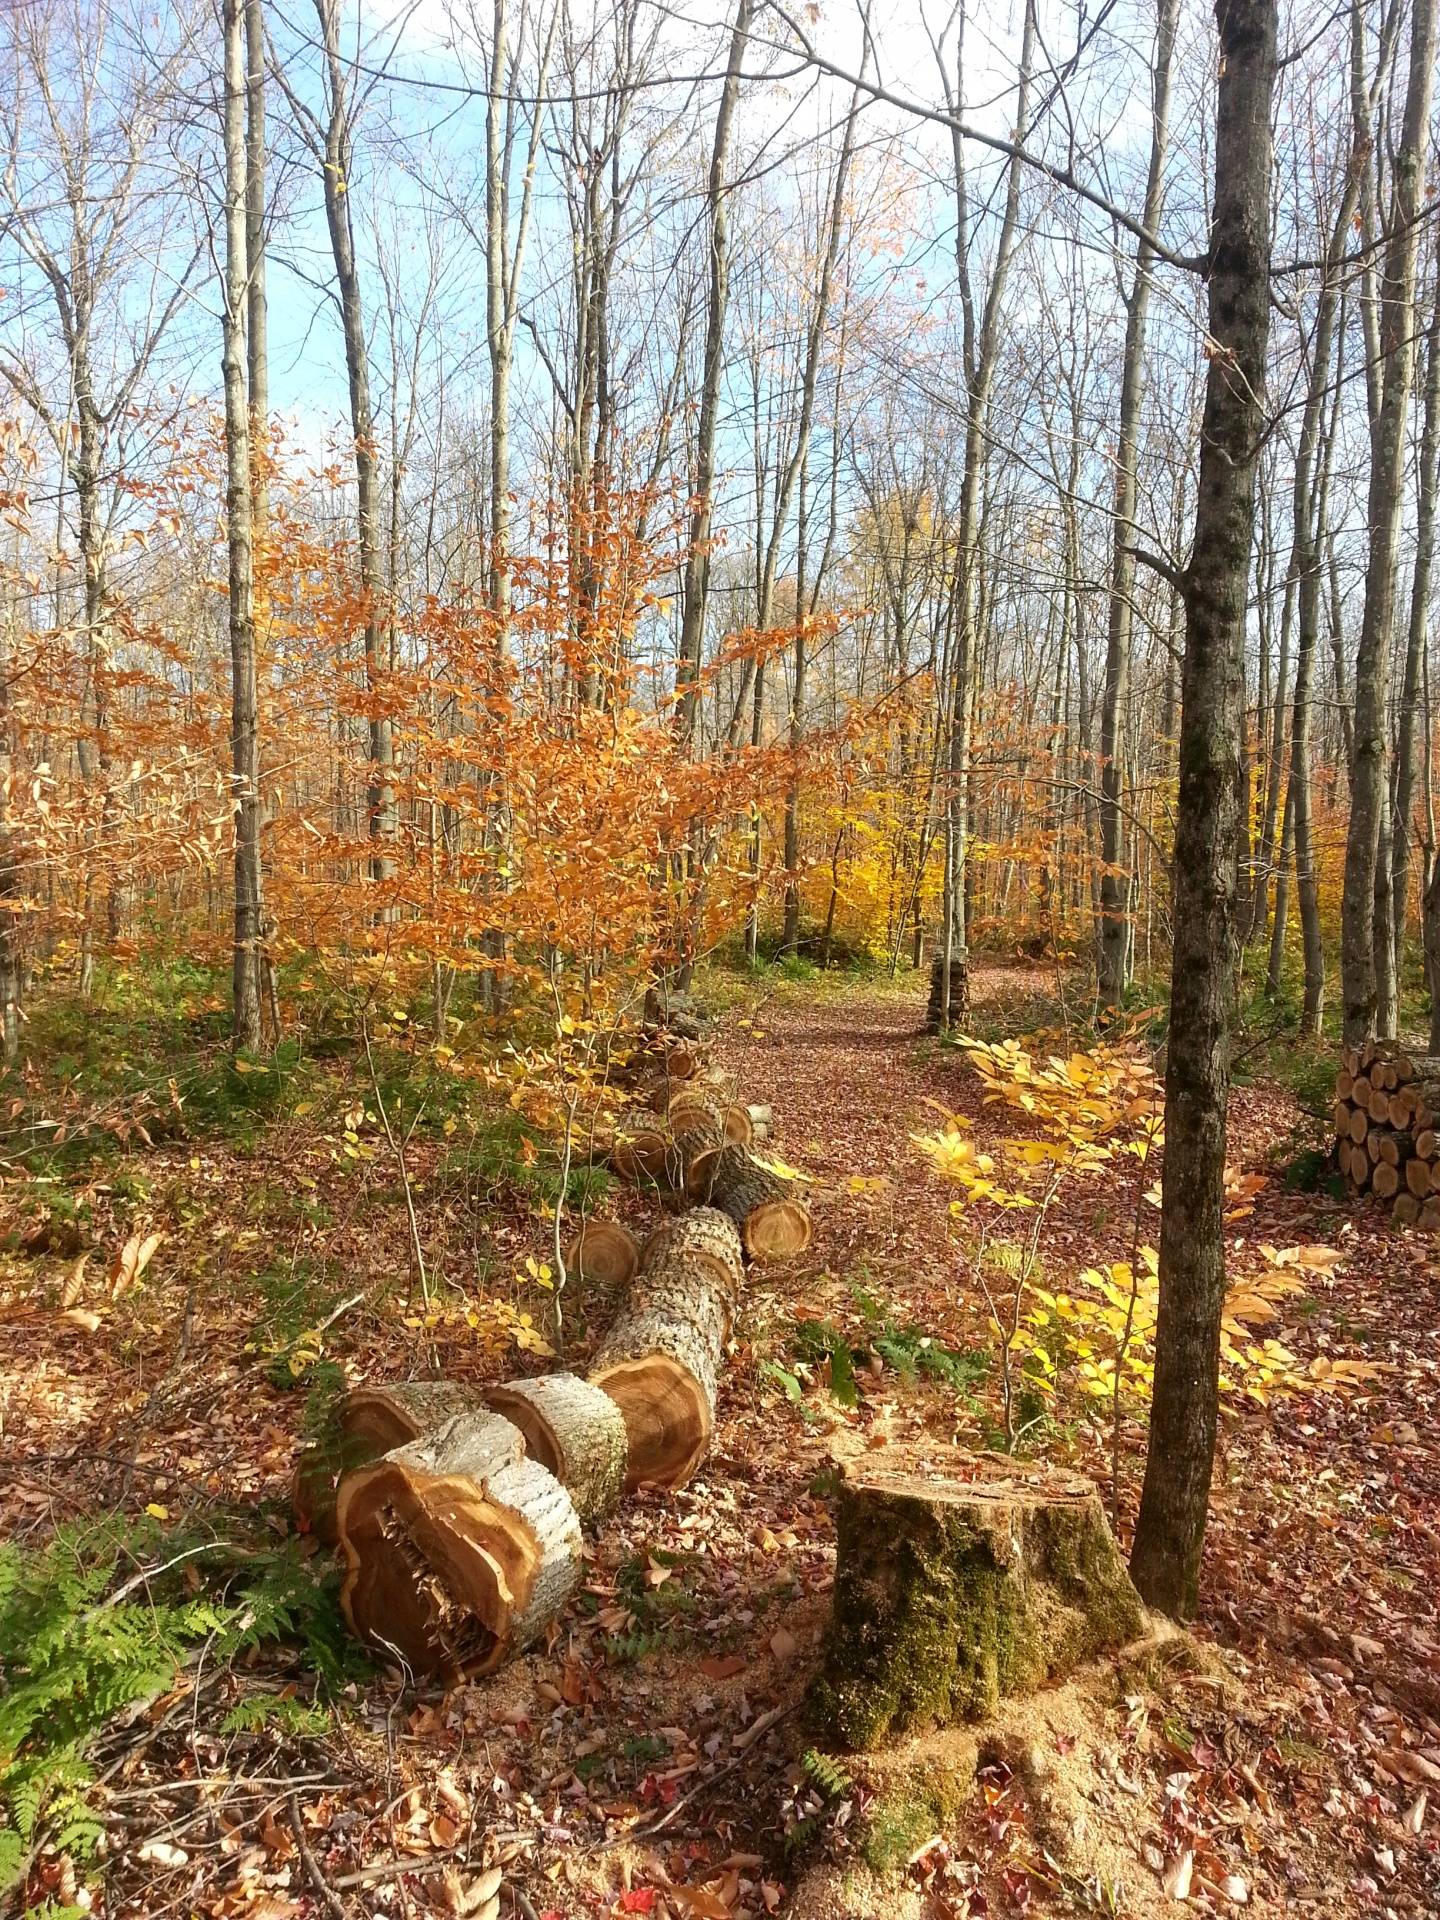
[1340,0,1438,1042]
[312,0,395,888]
[223,0,262,1050]
[1130,0,1277,1619]
[675,0,752,742]
[1098,0,1178,1014]
[935,0,1036,1030]
[1390,264,1440,998]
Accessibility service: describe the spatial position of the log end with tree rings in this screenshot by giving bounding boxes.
[292,1380,486,1545]
[590,1309,721,1490]
[336,1412,582,1680]
[607,1114,672,1183]
[483,1372,629,1526]
[808,1455,1146,1751]
[685,1144,814,1263]
[561,1219,640,1290]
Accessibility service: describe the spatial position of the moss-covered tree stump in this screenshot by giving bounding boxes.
[809,1458,1145,1749]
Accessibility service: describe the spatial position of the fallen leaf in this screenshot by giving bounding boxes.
[699,1654,746,1681]
[769,1627,797,1661]
[1380,1749,1440,1786]
[1162,1848,1193,1900]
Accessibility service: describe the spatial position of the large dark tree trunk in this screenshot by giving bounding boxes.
[1129,0,1277,1619]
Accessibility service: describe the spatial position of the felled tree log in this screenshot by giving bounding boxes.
[483,1373,629,1525]
[628,1217,740,1350]
[590,1303,722,1491]
[808,1458,1146,1750]
[644,1062,738,1115]
[640,1207,744,1293]
[666,1084,727,1173]
[605,1110,671,1183]
[336,1410,582,1681]
[562,1219,639,1289]
[292,1381,486,1545]
[686,1144,812,1262]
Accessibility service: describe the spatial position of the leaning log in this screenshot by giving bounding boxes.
[482,1373,629,1525]
[808,1457,1146,1751]
[336,1410,582,1681]
[686,1144,812,1262]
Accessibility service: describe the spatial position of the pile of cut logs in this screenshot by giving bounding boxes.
[294,1021,811,1683]
[1334,1040,1440,1228]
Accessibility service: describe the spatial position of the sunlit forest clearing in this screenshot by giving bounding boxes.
[2,0,1440,1913]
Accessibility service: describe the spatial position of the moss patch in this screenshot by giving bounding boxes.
[860,1764,969,1872]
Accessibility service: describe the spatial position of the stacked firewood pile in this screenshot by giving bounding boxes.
[295,1011,812,1683]
[1334,1040,1440,1228]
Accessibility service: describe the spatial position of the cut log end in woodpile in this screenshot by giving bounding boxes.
[561,1219,639,1290]
[686,1144,812,1262]
[808,1456,1146,1752]
[336,1411,582,1681]
[1333,1045,1440,1230]
[482,1373,628,1525]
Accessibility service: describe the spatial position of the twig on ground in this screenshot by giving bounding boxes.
[289,1794,347,1920]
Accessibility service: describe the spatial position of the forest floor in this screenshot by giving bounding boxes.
[3,962,1440,1920]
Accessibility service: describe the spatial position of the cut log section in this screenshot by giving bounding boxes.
[590,1307,721,1491]
[808,1455,1146,1751]
[336,1410,582,1681]
[606,1111,672,1184]
[293,1381,486,1545]
[561,1219,640,1289]
[1335,1042,1440,1227]
[483,1373,629,1525]
[644,1062,738,1115]
[639,1207,745,1295]
[686,1144,812,1262]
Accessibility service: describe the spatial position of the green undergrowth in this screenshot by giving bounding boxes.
[0,1516,361,1902]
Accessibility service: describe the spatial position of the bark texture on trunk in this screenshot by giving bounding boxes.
[1097,0,1179,1015]
[483,1372,629,1525]
[222,0,262,1051]
[1340,0,1438,1041]
[1129,0,1277,1619]
[675,0,752,740]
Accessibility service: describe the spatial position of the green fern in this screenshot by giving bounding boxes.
[0,1521,356,1897]
[802,1748,855,1800]
[603,1628,666,1664]
[220,1693,330,1738]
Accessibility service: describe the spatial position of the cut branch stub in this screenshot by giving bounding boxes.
[590,1305,721,1491]
[483,1372,629,1526]
[809,1456,1146,1751]
[561,1219,640,1290]
[686,1143,812,1263]
[336,1410,582,1681]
